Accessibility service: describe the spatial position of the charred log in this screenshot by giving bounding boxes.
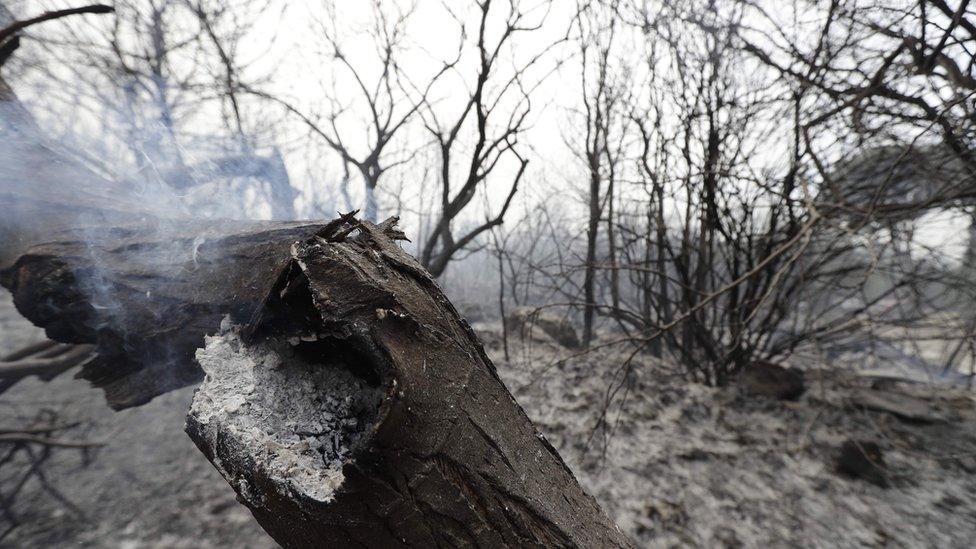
[2,209,631,545]
[184,217,632,548]
[1,220,330,408]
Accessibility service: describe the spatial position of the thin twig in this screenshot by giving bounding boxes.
[0,433,106,448]
[0,5,114,44]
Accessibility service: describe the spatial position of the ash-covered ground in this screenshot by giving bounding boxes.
[2,289,975,548]
[479,326,976,548]
[0,290,274,548]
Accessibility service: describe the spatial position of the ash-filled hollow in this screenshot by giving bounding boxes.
[189,329,384,504]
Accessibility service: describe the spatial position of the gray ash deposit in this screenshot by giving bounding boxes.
[188,330,384,504]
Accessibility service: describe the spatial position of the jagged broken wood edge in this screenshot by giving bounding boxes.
[185,218,633,548]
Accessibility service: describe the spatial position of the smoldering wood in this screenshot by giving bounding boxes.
[186,217,633,548]
[1,57,150,269]
[1,93,330,407]
[3,211,632,546]
[2,77,628,541]
[1,220,331,409]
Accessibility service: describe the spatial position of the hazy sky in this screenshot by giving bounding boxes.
[3,0,970,262]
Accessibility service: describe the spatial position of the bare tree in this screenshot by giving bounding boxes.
[7,0,296,219]
[572,0,630,346]
[417,0,559,277]
[256,1,451,222]
[733,0,976,377]
[258,0,560,276]
[737,0,976,215]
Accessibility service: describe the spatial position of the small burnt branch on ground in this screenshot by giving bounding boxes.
[0,341,94,395]
[0,409,104,542]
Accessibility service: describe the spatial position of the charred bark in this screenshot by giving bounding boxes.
[184,217,632,548]
[1,220,330,408]
[1,118,629,543]
[1,6,627,543]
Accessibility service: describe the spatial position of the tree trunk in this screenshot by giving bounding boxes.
[185,217,632,548]
[582,172,600,348]
[2,70,628,540]
[363,181,378,223]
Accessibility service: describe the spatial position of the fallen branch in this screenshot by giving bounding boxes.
[3,207,632,544]
[1,66,331,409]
[2,130,631,544]
[0,422,80,435]
[0,344,93,379]
[0,5,114,45]
[1,220,332,408]
[0,412,96,540]
[0,433,105,448]
[0,340,58,362]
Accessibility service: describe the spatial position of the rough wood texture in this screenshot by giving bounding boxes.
[186,218,633,548]
[1,220,329,408]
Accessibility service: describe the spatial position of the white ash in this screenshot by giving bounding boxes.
[189,330,383,504]
[482,325,976,549]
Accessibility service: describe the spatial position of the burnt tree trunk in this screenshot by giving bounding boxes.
[2,80,627,541]
[1,114,630,545]
[2,215,632,547]
[3,217,634,547]
[2,20,628,543]
[186,217,632,548]
[1,79,331,406]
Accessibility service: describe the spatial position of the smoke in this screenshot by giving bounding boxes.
[0,52,303,403]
